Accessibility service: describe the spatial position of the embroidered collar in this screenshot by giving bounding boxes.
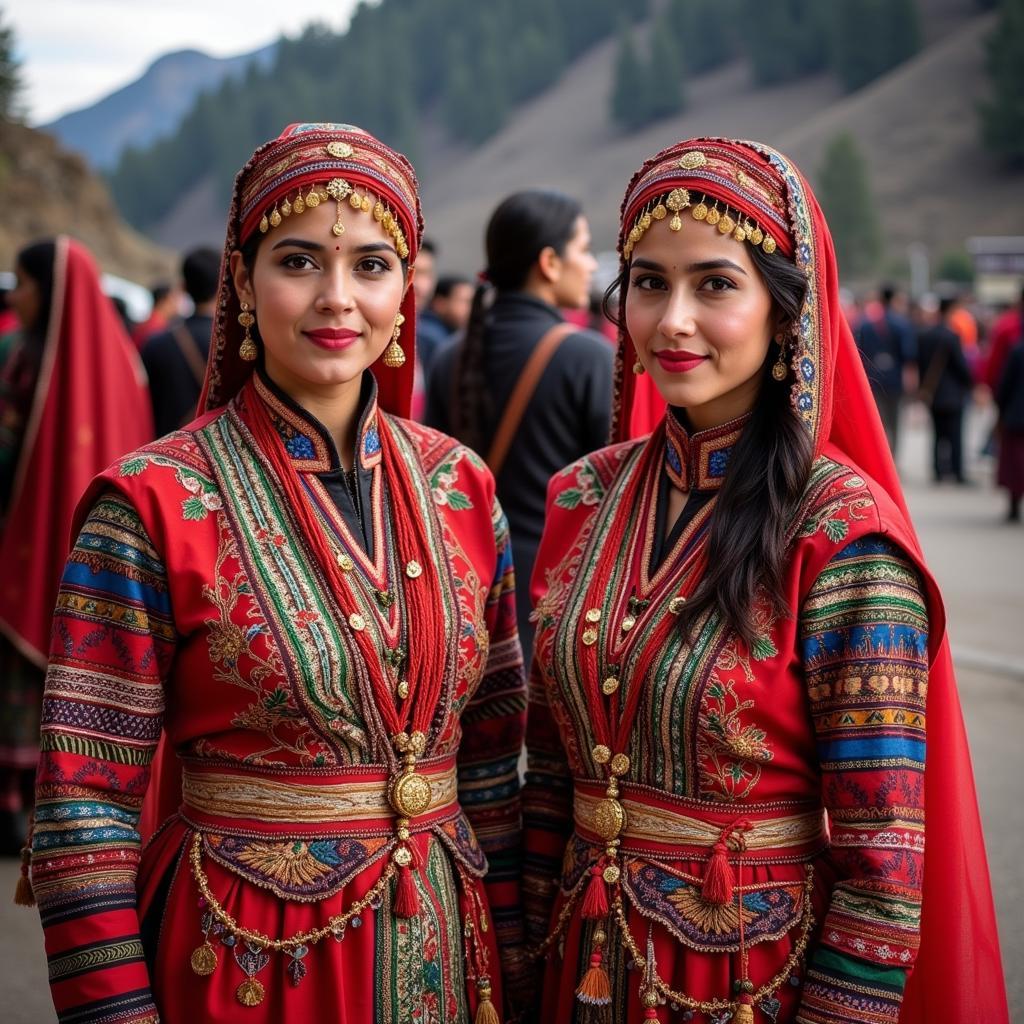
[253,368,382,475]
[664,408,750,491]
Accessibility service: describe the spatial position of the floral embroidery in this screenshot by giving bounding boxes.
[118,452,223,521]
[697,604,776,801]
[622,860,806,951]
[553,458,606,510]
[798,460,875,542]
[204,832,387,901]
[430,448,474,510]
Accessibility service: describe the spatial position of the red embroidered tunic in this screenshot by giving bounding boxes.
[30,375,526,1024]
[523,416,932,1024]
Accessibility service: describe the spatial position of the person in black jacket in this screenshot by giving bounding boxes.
[141,247,220,436]
[425,190,612,663]
[916,295,974,483]
[996,338,1024,522]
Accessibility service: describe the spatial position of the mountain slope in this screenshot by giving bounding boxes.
[0,120,173,281]
[418,6,1017,278]
[44,45,277,170]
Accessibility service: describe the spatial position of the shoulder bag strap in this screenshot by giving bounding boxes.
[486,322,575,477]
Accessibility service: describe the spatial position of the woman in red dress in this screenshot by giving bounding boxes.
[523,139,1007,1023]
[0,238,152,852]
[27,124,527,1023]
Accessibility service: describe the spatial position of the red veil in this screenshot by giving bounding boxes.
[0,237,153,667]
[611,139,1008,1022]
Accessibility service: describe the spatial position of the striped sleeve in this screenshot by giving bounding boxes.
[796,535,928,1024]
[456,497,527,982]
[31,491,174,1024]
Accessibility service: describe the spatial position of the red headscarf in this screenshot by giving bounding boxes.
[612,139,1008,1023]
[200,122,423,420]
[0,237,153,666]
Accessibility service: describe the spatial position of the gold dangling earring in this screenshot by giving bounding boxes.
[238,303,257,362]
[633,360,646,375]
[771,332,787,381]
[383,313,406,368]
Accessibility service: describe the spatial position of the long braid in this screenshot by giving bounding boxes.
[451,282,494,454]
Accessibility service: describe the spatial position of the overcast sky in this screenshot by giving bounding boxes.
[9,0,365,124]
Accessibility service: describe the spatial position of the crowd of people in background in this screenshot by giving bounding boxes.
[850,282,1024,520]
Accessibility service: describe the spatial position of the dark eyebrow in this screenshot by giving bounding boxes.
[271,237,324,251]
[354,242,398,257]
[630,256,747,276]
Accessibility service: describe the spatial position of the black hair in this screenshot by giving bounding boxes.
[182,247,221,306]
[420,238,438,257]
[880,283,897,305]
[603,193,812,646]
[938,294,959,317]
[452,189,584,454]
[150,282,172,305]
[433,274,473,300]
[15,239,57,341]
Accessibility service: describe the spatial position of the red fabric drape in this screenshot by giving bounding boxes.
[0,237,153,667]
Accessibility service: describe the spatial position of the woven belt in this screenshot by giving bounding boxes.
[573,778,826,861]
[180,755,460,837]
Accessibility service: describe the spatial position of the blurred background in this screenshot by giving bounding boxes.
[0,0,1021,1017]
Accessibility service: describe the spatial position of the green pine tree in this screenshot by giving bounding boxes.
[979,0,1024,167]
[817,133,883,279]
[644,16,686,121]
[831,0,921,93]
[741,0,829,84]
[611,26,646,129]
[0,11,22,121]
[666,0,737,74]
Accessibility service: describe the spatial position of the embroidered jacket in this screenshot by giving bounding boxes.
[523,421,929,1024]
[31,375,526,1024]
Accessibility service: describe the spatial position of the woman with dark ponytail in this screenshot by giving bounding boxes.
[426,189,613,662]
[523,140,1007,1023]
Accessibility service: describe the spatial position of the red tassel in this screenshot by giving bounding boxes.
[575,946,612,1006]
[394,861,420,918]
[701,839,734,905]
[581,865,609,920]
[643,1009,660,1021]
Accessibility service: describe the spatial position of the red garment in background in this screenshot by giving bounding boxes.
[0,237,153,667]
[130,310,167,351]
[986,306,1022,390]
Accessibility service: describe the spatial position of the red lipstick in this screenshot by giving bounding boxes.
[304,327,360,350]
[653,349,708,373]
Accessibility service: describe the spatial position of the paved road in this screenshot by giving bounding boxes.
[0,407,1020,1018]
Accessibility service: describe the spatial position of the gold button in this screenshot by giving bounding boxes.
[621,615,636,633]
[405,560,422,579]
[348,613,366,632]
[601,676,620,696]
[668,596,686,614]
[396,679,410,700]
[392,845,413,867]
[609,753,631,777]
[585,608,602,623]
[582,628,598,646]
[602,863,621,885]
[337,553,354,572]
[592,744,611,765]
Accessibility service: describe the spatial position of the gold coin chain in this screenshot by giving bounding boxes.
[611,865,816,1013]
[189,832,395,952]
